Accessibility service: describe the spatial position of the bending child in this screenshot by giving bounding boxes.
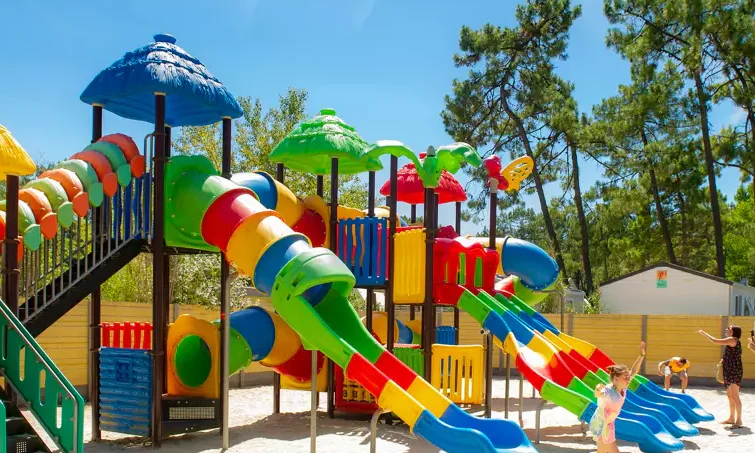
[657,357,690,393]
[589,342,646,453]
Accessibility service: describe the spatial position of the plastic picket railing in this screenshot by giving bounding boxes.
[0,298,84,453]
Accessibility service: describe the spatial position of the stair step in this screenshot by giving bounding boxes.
[6,433,44,453]
[2,400,21,417]
[6,416,31,436]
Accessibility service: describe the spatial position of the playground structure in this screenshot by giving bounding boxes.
[0,33,718,453]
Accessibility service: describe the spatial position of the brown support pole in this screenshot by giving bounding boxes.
[422,186,435,381]
[219,117,232,439]
[1,175,20,309]
[316,175,324,198]
[89,104,103,441]
[455,201,461,235]
[151,94,167,447]
[386,156,398,353]
[273,164,284,415]
[410,204,417,321]
[366,171,376,333]
[484,184,500,418]
[328,158,339,418]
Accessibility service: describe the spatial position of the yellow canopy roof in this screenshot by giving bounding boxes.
[0,124,36,177]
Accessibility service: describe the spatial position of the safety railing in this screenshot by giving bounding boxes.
[0,297,84,453]
[17,170,152,322]
[336,217,388,286]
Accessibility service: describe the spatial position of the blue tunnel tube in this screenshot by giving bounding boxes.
[500,237,560,291]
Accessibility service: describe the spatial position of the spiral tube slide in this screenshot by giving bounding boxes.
[436,283,685,453]
[0,133,143,256]
[166,306,326,397]
[498,292,714,425]
[163,155,537,453]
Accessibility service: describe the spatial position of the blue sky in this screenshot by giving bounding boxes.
[0,0,745,235]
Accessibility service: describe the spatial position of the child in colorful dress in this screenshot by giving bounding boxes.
[589,342,646,453]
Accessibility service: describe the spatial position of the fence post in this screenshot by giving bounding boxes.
[567,313,574,335]
[641,315,648,375]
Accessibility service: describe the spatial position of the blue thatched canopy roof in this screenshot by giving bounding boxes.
[80,34,242,127]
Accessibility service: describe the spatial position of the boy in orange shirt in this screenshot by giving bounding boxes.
[658,357,690,393]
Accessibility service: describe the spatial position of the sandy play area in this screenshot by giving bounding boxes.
[27,377,754,453]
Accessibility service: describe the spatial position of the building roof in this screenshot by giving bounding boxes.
[600,262,734,287]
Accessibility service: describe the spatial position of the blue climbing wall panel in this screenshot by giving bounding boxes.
[435,326,457,345]
[337,217,388,286]
[99,347,153,436]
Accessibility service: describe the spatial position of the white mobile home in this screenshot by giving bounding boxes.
[599,262,755,316]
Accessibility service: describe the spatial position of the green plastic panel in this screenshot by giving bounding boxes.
[164,155,231,252]
[24,179,74,227]
[540,379,592,418]
[57,159,104,207]
[566,376,596,402]
[85,142,132,186]
[394,347,424,376]
[0,299,84,453]
[457,289,492,324]
[271,249,357,367]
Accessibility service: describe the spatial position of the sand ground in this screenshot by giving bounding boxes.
[26,378,755,453]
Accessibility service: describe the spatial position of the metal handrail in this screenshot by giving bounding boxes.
[0,297,83,452]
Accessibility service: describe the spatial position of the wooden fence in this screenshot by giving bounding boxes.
[31,301,755,393]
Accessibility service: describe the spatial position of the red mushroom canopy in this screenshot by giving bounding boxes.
[379,153,467,205]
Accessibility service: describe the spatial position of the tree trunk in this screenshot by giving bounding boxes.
[500,95,567,278]
[641,130,677,264]
[693,70,726,277]
[677,190,688,266]
[568,141,593,294]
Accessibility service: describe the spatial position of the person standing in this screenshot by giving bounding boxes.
[697,326,743,427]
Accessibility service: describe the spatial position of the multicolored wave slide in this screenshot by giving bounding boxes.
[437,277,716,452]
[161,155,537,453]
[0,133,144,259]
[495,287,714,425]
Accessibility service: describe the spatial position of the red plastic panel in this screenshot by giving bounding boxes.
[514,354,547,391]
[497,276,516,295]
[433,282,465,306]
[568,349,599,373]
[345,353,391,397]
[101,322,153,349]
[588,347,615,370]
[274,346,325,382]
[556,350,588,380]
[200,189,259,251]
[374,351,417,390]
[292,209,326,247]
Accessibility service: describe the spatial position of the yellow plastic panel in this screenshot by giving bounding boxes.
[166,315,219,398]
[377,381,424,431]
[407,376,451,417]
[393,229,425,303]
[261,311,301,367]
[430,344,484,405]
[558,331,596,357]
[363,312,398,344]
[272,177,306,226]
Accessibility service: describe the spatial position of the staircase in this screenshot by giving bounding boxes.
[0,142,154,451]
[1,387,49,453]
[17,171,152,336]
[0,296,84,453]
